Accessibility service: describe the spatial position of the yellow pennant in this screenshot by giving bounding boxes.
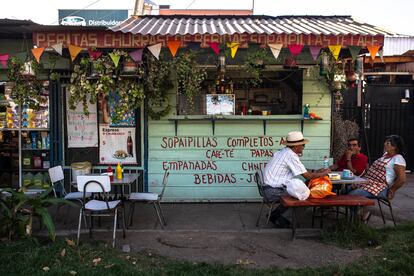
[328,45,341,60]
[227,42,239,58]
[68,45,83,62]
[367,45,380,60]
[109,52,121,67]
[31,47,45,63]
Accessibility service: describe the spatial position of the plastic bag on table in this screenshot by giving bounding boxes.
[286,179,310,201]
[308,176,336,198]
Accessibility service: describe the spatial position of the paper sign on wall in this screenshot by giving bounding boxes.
[66,94,98,148]
[99,125,137,164]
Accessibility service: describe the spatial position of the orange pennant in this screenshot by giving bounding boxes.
[68,45,83,61]
[31,47,45,63]
[367,45,380,60]
[167,40,181,57]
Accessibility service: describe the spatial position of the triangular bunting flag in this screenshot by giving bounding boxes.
[208,42,220,55]
[328,45,342,60]
[379,49,384,62]
[88,49,102,60]
[288,44,304,57]
[367,45,380,60]
[167,40,181,57]
[51,43,63,56]
[187,42,200,51]
[129,48,143,62]
[0,54,9,67]
[308,46,322,61]
[268,43,283,60]
[109,52,121,67]
[147,43,162,60]
[348,46,361,61]
[68,45,83,61]
[226,42,239,58]
[31,47,45,63]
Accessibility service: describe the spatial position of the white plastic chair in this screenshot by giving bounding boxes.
[128,170,169,227]
[76,175,126,248]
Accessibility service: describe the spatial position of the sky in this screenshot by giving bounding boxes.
[0,0,413,35]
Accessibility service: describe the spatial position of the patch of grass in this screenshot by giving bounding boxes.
[321,220,388,248]
[1,223,414,275]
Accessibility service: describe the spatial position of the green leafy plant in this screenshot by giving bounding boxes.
[174,51,207,109]
[243,48,273,87]
[319,50,348,92]
[0,187,74,241]
[7,57,43,109]
[112,78,145,124]
[144,54,174,120]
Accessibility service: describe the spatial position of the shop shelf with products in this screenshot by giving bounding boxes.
[0,81,52,189]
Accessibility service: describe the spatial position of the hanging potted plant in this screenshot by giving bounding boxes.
[244,48,272,87]
[7,57,43,109]
[144,54,174,120]
[174,51,207,109]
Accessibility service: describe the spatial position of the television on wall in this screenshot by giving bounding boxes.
[206,94,235,115]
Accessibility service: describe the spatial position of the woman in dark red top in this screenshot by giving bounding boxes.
[330,138,368,176]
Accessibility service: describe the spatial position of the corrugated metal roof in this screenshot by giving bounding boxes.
[383,36,414,56]
[110,15,397,36]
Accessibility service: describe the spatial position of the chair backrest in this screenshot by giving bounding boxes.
[158,170,170,200]
[254,169,265,197]
[49,166,65,197]
[49,166,64,183]
[77,175,111,193]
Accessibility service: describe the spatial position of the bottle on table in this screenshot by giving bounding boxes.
[107,165,114,181]
[116,162,123,180]
[323,156,329,169]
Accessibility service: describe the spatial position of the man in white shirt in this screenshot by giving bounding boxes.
[263,131,330,227]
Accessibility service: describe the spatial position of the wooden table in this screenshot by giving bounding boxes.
[280,194,375,239]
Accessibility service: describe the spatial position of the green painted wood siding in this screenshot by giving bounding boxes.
[147,68,331,202]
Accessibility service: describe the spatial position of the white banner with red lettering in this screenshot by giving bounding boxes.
[99,125,137,164]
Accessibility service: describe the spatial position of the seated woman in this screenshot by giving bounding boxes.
[349,135,406,200]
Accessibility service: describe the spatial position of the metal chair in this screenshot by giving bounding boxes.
[76,175,126,248]
[49,166,92,202]
[377,197,397,226]
[128,170,169,228]
[254,169,278,226]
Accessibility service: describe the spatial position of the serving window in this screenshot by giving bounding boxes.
[177,69,303,116]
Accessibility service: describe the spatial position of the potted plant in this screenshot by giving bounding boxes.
[174,51,207,110]
[7,57,43,109]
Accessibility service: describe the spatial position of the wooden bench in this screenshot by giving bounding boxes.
[280,195,375,239]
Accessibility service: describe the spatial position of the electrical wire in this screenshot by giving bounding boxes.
[186,0,197,9]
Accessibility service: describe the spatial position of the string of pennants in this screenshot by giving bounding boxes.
[0,41,383,67]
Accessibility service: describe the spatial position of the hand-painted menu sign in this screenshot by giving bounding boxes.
[33,31,384,48]
[66,94,98,148]
[160,136,278,185]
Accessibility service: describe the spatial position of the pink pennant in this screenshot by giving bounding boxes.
[208,42,220,55]
[129,48,143,62]
[88,49,102,60]
[0,54,9,67]
[288,44,304,57]
[308,46,322,61]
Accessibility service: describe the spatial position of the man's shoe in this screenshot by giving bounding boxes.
[276,216,291,228]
